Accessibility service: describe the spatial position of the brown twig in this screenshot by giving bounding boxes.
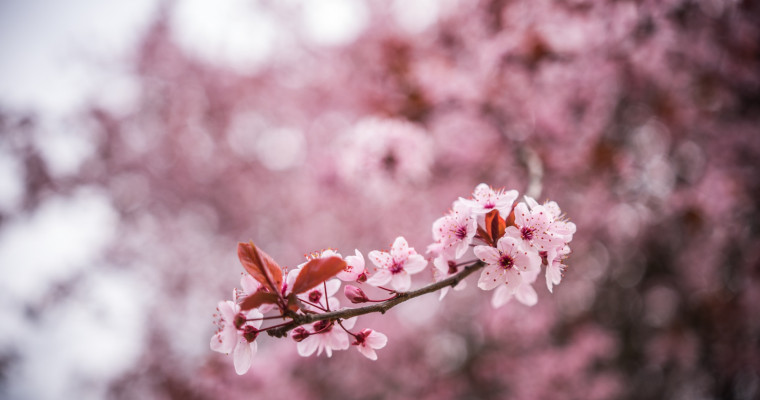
[266,260,484,338]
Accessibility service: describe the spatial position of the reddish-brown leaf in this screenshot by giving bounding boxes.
[476,226,493,247]
[239,291,279,311]
[286,293,301,313]
[485,209,506,243]
[291,256,347,295]
[505,207,516,228]
[237,241,284,293]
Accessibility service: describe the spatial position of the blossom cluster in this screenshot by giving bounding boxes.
[211,184,574,374]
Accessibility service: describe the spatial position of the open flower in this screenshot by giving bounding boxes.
[210,300,263,375]
[491,265,541,308]
[337,249,366,281]
[546,245,570,293]
[459,183,518,217]
[474,234,541,294]
[432,202,477,259]
[366,236,427,291]
[352,329,388,360]
[295,317,357,358]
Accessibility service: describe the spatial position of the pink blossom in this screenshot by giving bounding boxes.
[508,202,564,255]
[491,265,541,308]
[474,234,541,295]
[431,202,477,259]
[523,196,576,291]
[366,236,427,291]
[525,196,577,245]
[459,183,518,217]
[210,300,263,375]
[546,245,570,293]
[352,329,388,360]
[337,249,366,281]
[295,317,357,358]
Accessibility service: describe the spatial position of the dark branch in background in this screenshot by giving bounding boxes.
[519,146,544,200]
[266,261,484,338]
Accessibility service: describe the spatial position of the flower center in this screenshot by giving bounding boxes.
[242,325,258,343]
[498,254,514,270]
[447,260,458,275]
[389,260,404,274]
[484,201,495,209]
[352,330,368,346]
[520,226,535,241]
[454,225,468,240]
[233,313,247,330]
[313,320,332,333]
[308,290,322,303]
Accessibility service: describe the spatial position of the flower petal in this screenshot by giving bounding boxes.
[247,309,264,329]
[210,326,236,354]
[391,272,411,292]
[491,285,513,308]
[503,268,523,292]
[366,269,392,287]
[342,316,357,330]
[524,195,539,209]
[357,344,378,360]
[390,237,410,260]
[218,301,237,323]
[324,279,342,297]
[546,262,564,293]
[473,246,500,265]
[366,331,388,349]
[403,254,427,274]
[328,329,349,351]
[338,249,365,281]
[368,251,392,269]
[477,265,505,291]
[297,336,319,357]
[240,274,260,294]
[515,283,538,306]
[496,236,519,254]
[233,339,253,375]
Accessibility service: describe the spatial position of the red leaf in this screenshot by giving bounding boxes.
[237,242,284,293]
[505,207,516,228]
[476,226,493,247]
[485,209,506,244]
[239,291,279,311]
[286,293,301,313]
[291,256,347,295]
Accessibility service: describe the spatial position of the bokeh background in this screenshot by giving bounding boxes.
[1,0,759,399]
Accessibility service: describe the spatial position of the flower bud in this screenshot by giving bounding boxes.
[291,327,309,342]
[344,285,369,304]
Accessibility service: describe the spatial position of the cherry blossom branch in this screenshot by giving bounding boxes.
[266,260,484,338]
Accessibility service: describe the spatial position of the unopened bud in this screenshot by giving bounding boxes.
[344,285,369,304]
[291,327,309,342]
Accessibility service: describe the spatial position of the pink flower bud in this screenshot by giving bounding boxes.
[291,327,309,342]
[344,285,369,303]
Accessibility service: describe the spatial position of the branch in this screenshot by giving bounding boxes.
[519,146,543,200]
[266,260,485,338]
